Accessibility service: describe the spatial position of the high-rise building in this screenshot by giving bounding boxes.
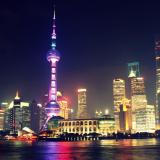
[113,79,126,108]
[136,105,155,133]
[131,77,147,132]
[1,102,10,130]
[131,77,145,95]
[119,98,132,132]
[131,95,147,131]
[9,92,30,134]
[30,100,40,133]
[0,107,5,130]
[113,79,125,131]
[76,89,88,119]
[57,91,70,119]
[45,8,61,125]
[155,39,160,129]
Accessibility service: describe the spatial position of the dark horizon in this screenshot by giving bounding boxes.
[0,0,159,116]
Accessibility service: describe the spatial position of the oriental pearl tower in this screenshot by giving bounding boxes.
[45,8,61,123]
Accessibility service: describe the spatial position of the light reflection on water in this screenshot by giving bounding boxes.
[0,139,160,160]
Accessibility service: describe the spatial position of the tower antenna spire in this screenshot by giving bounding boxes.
[53,5,56,20]
[51,5,56,49]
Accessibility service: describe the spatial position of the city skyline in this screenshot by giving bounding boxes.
[0,1,158,116]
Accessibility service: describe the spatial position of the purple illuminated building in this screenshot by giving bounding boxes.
[45,9,61,120]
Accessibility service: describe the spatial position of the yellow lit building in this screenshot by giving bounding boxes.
[131,77,145,95]
[47,116,115,136]
[155,40,160,129]
[113,79,126,131]
[131,77,148,132]
[76,89,88,119]
[0,108,5,130]
[57,91,70,119]
[119,98,132,132]
[136,105,155,133]
[131,95,147,131]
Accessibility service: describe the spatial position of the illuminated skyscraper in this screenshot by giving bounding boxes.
[155,39,160,129]
[119,98,132,132]
[131,77,147,131]
[113,79,126,131]
[1,102,9,130]
[113,79,126,108]
[136,105,155,133]
[45,9,61,121]
[57,91,70,119]
[76,89,88,119]
[9,92,30,134]
[0,107,5,130]
[131,77,145,95]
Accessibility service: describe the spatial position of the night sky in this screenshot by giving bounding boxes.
[0,0,159,116]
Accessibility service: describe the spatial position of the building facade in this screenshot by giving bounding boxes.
[113,79,126,131]
[30,100,40,133]
[0,107,5,130]
[155,39,160,129]
[76,89,88,119]
[9,92,30,134]
[57,91,70,119]
[47,116,115,136]
[136,105,155,133]
[130,76,148,132]
[131,77,145,95]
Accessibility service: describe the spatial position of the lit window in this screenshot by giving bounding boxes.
[52,68,56,73]
[52,74,56,80]
[51,81,56,87]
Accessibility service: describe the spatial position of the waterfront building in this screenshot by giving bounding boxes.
[113,79,126,131]
[119,98,132,132]
[39,104,46,131]
[1,102,10,130]
[76,89,88,119]
[155,39,160,129]
[0,107,5,130]
[57,91,70,119]
[9,92,30,134]
[131,77,147,132]
[45,8,61,124]
[47,116,115,136]
[30,100,40,133]
[136,105,155,133]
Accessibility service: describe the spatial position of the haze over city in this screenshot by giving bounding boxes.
[0,0,158,116]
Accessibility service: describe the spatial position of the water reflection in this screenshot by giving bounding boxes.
[0,139,160,160]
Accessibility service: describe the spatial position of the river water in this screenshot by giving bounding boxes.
[0,138,160,160]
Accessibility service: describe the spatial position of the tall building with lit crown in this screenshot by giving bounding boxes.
[113,79,125,131]
[45,8,61,126]
[9,92,30,134]
[76,89,88,119]
[155,39,160,129]
[131,77,148,131]
[129,69,155,132]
